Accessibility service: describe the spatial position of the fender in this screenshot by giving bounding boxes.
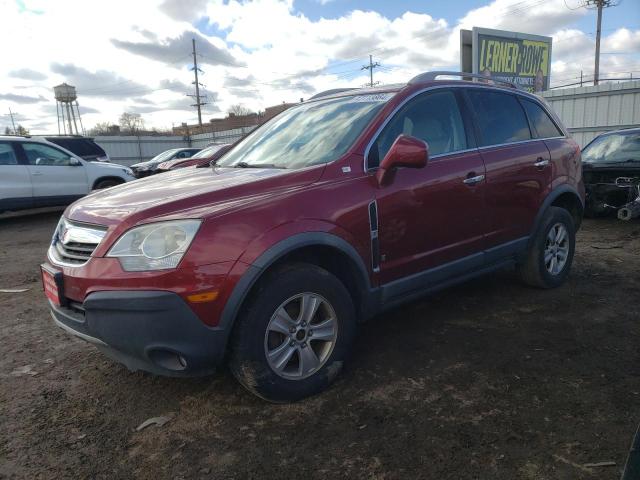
[217,231,372,332]
[529,184,584,248]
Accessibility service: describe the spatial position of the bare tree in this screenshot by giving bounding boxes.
[88,121,118,136]
[119,112,145,134]
[227,104,253,117]
[4,125,29,135]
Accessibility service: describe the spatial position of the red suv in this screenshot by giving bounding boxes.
[42,72,584,402]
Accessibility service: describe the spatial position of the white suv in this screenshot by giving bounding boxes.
[0,136,135,213]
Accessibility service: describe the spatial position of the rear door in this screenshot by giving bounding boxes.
[19,142,89,202]
[0,141,32,210]
[370,89,487,285]
[465,89,551,254]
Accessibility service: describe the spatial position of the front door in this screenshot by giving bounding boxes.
[19,142,89,202]
[368,89,487,286]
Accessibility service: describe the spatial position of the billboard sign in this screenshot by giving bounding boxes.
[461,27,552,93]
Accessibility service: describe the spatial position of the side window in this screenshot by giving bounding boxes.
[0,142,19,165]
[467,90,531,147]
[369,90,467,168]
[521,99,563,139]
[177,151,190,158]
[22,143,73,166]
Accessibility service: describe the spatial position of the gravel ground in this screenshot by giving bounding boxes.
[0,210,638,479]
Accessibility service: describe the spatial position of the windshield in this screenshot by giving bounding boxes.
[216,93,393,169]
[192,144,225,159]
[582,132,640,164]
[149,149,180,164]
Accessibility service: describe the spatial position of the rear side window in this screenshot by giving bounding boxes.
[46,138,105,157]
[467,90,531,147]
[369,90,467,167]
[0,142,18,165]
[521,99,563,139]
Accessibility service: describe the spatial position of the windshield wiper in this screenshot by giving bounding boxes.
[234,161,284,169]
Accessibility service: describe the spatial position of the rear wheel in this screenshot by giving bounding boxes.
[518,206,575,289]
[229,263,356,403]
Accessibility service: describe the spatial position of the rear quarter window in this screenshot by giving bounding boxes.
[521,99,563,139]
[467,90,531,147]
[46,138,105,157]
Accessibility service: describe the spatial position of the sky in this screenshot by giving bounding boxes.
[0,0,638,134]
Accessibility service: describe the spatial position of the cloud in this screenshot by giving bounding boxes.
[9,68,47,81]
[111,30,242,67]
[159,0,209,21]
[0,93,46,104]
[224,75,256,87]
[50,63,147,98]
[2,0,638,134]
[79,105,100,114]
[158,79,192,94]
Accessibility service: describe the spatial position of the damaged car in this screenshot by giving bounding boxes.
[582,128,640,219]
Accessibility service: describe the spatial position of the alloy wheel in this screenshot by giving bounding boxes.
[544,222,569,275]
[264,293,338,380]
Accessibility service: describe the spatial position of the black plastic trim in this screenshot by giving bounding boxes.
[219,232,373,330]
[50,290,227,377]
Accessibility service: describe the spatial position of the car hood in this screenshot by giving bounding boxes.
[91,161,130,171]
[158,157,203,169]
[65,164,324,226]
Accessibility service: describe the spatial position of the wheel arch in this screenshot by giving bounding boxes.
[219,232,374,334]
[531,185,584,245]
[92,176,125,190]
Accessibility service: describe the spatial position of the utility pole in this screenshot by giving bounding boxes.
[594,0,603,85]
[577,0,619,86]
[8,107,17,134]
[361,55,380,88]
[187,38,208,127]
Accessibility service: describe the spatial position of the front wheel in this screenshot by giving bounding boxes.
[94,179,122,190]
[518,206,576,289]
[229,263,356,403]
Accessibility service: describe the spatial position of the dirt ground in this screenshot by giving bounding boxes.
[0,210,638,480]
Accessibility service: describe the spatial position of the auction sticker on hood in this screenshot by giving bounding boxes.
[347,93,394,103]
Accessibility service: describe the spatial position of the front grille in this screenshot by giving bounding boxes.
[48,218,107,267]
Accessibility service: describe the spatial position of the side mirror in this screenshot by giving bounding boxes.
[69,157,81,166]
[375,135,428,186]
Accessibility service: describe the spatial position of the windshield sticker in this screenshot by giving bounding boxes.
[346,93,394,103]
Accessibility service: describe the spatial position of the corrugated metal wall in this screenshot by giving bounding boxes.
[191,126,256,148]
[94,136,189,166]
[542,80,640,147]
[94,126,255,166]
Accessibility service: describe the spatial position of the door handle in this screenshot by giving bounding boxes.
[534,158,550,168]
[463,174,485,185]
[32,171,43,176]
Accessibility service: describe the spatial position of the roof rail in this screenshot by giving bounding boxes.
[409,71,519,89]
[308,88,358,100]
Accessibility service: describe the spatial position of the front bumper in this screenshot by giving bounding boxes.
[50,290,229,376]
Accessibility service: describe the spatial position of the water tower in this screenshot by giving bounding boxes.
[54,83,84,135]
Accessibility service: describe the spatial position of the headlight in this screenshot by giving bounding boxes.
[107,220,201,271]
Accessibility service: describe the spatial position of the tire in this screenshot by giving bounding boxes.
[229,263,356,403]
[94,179,122,190]
[518,206,576,289]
